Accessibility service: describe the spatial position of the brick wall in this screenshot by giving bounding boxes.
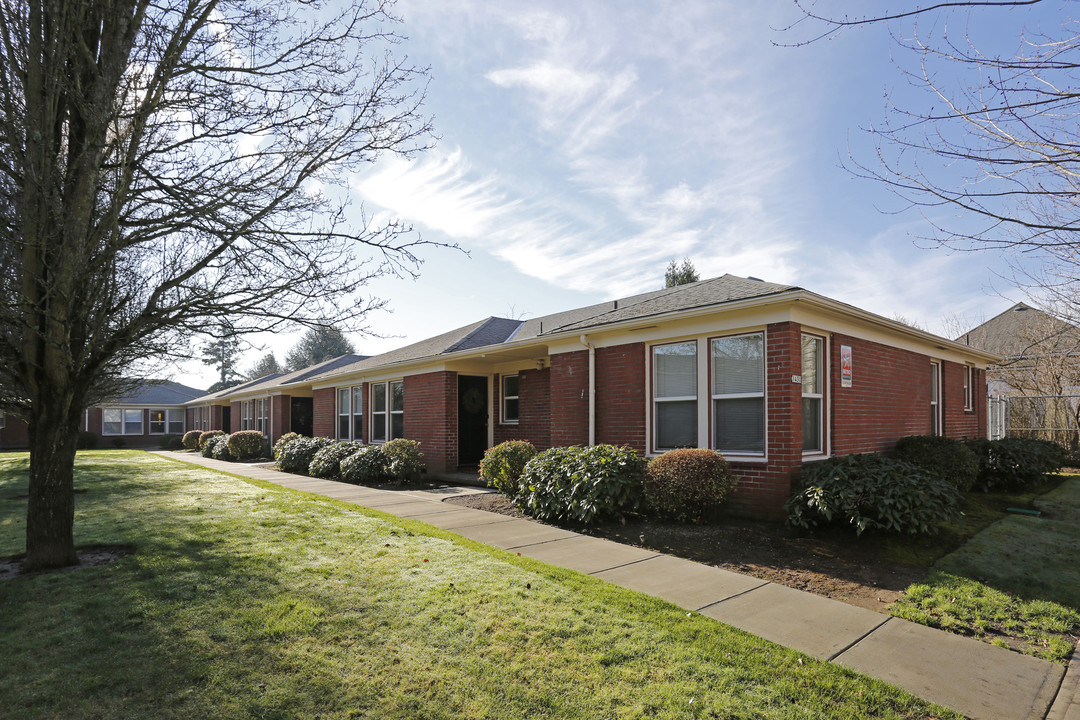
[404,371,457,473]
[210,404,223,432]
[550,349,590,446]
[830,334,934,455]
[271,395,290,443]
[493,368,552,450]
[230,401,243,432]
[942,361,984,440]
[727,321,804,519]
[595,343,646,452]
[0,414,29,448]
[312,389,335,438]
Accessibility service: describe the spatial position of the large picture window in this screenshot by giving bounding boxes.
[103,408,144,435]
[653,341,697,450]
[502,375,519,423]
[371,380,404,443]
[711,333,764,454]
[801,335,824,453]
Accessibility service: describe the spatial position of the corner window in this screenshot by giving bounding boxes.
[653,341,698,450]
[801,335,824,453]
[931,362,942,435]
[963,366,974,411]
[502,375,519,423]
[371,380,404,443]
[711,333,764,454]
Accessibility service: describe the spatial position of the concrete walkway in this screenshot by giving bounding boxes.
[157,451,1077,720]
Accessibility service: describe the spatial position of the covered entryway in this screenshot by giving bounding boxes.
[291,397,313,437]
[458,375,488,466]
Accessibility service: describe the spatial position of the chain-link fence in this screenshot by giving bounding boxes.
[994,395,1080,453]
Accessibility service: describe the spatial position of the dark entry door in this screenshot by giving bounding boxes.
[222,407,231,434]
[458,375,488,466]
[291,397,313,437]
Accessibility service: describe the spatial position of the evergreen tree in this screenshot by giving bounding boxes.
[201,335,242,386]
[665,258,700,288]
[245,353,283,380]
[285,325,356,371]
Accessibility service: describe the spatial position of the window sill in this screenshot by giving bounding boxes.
[500,421,519,426]
[801,453,831,463]
[719,455,768,464]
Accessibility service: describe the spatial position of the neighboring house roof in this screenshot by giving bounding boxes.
[108,380,206,406]
[188,354,369,403]
[957,303,1080,359]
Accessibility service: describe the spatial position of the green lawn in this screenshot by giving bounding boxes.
[891,477,1080,663]
[0,451,958,720]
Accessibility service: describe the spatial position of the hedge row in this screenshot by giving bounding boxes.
[273,434,425,485]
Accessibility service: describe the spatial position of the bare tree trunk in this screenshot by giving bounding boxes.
[24,402,80,571]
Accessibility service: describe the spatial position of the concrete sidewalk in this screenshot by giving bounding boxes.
[158,451,1076,720]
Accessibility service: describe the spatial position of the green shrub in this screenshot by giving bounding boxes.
[198,430,224,452]
[77,431,98,450]
[228,430,267,461]
[182,430,201,450]
[340,445,391,485]
[893,435,979,492]
[786,453,961,535]
[158,433,184,450]
[384,438,425,483]
[276,436,336,475]
[967,437,1066,491]
[207,434,233,461]
[480,440,538,497]
[518,445,647,525]
[644,448,737,523]
[272,432,302,460]
[309,441,364,479]
[110,437,126,449]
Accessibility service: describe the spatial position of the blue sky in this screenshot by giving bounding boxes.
[178,1,1050,388]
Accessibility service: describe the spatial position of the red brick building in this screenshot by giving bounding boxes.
[184,275,997,517]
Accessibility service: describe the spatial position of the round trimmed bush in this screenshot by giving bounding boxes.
[309,441,364,479]
[207,434,233,461]
[518,444,647,525]
[480,440,537,498]
[340,445,391,485]
[893,435,979,492]
[199,430,225,456]
[277,436,336,475]
[182,430,201,450]
[228,430,267,461]
[644,448,737,523]
[384,438,425,483]
[272,432,302,460]
[158,433,183,450]
[199,430,224,451]
[786,453,961,535]
[967,437,1066,491]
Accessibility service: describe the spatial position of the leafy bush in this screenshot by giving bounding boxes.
[644,448,737,523]
[110,437,126,449]
[340,445,391,485]
[228,430,267,461]
[276,435,336,475]
[309,441,364,479]
[199,430,224,452]
[480,440,538,497]
[786,454,961,535]
[77,431,98,450]
[966,437,1066,491]
[207,434,233,461]
[182,430,201,450]
[384,438,426,483]
[518,445,647,525]
[158,433,184,450]
[272,432,301,460]
[893,435,979,492]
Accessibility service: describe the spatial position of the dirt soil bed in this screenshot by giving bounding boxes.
[445,493,926,613]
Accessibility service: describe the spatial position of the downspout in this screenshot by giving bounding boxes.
[580,334,596,446]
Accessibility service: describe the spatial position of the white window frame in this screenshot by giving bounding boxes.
[710,332,766,456]
[256,398,268,434]
[801,334,826,455]
[963,365,974,411]
[652,340,699,452]
[167,409,185,435]
[339,386,363,440]
[370,380,404,444]
[0,412,5,429]
[149,409,168,435]
[103,408,145,435]
[501,374,519,424]
[931,361,942,436]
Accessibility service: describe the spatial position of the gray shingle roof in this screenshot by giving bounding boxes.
[113,380,206,406]
[958,303,1080,359]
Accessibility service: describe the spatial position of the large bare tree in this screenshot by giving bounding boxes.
[783,2,1080,302]
[0,0,439,570]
